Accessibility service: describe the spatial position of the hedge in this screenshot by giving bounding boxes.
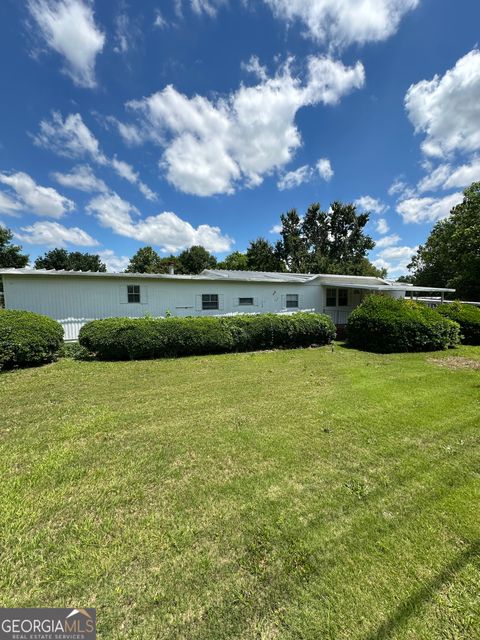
[0,309,64,370]
[436,302,480,345]
[347,295,460,353]
[79,312,336,360]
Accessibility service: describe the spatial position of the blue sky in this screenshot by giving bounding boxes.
[0,0,479,275]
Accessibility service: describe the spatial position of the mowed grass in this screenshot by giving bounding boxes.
[1,345,479,640]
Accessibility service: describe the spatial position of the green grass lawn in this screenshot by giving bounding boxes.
[1,344,479,639]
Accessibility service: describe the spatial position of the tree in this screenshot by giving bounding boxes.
[407,182,480,301]
[126,246,168,273]
[217,251,250,271]
[246,238,283,272]
[34,248,106,272]
[0,226,29,268]
[274,201,380,276]
[177,245,217,274]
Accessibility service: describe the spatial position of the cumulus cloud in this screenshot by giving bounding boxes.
[375,217,389,234]
[373,245,417,276]
[355,195,388,214]
[27,0,105,88]
[0,171,75,218]
[396,191,463,224]
[98,249,130,272]
[86,192,233,253]
[270,224,283,234]
[0,191,23,216]
[34,112,157,200]
[374,233,400,248]
[126,56,364,196]
[154,10,167,29]
[405,49,480,158]
[418,157,480,193]
[16,221,98,246]
[263,0,419,48]
[277,157,333,190]
[51,164,107,192]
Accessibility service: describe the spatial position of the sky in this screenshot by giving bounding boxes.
[0,0,479,276]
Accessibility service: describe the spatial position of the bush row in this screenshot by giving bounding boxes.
[79,312,336,360]
[436,302,480,345]
[346,295,460,353]
[0,309,64,370]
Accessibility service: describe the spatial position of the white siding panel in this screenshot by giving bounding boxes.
[2,276,323,340]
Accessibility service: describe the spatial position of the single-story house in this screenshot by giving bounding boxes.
[0,267,455,341]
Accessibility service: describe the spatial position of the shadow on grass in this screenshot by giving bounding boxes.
[365,540,480,640]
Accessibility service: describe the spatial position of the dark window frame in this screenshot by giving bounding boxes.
[326,288,337,307]
[338,289,349,307]
[127,284,141,304]
[286,293,299,309]
[238,297,254,306]
[202,294,219,310]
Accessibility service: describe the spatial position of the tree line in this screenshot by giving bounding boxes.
[1,184,479,300]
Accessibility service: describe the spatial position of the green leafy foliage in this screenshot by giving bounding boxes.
[407,182,480,300]
[34,248,106,272]
[347,295,460,353]
[79,312,336,360]
[0,226,29,268]
[0,309,64,370]
[437,302,480,345]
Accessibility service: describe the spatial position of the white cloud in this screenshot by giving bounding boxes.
[27,0,105,88]
[87,192,233,253]
[418,157,480,192]
[374,233,400,248]
[16,221,98,247]
[263,0,419,48]
[51,164,107,192]
[355,195,388,214]
[388,177,411,198]
[316,157,333,181]
[277,156,333,190]
[98,249,130,272]
[373,245,417,276]
[34,112,156,200]
[154,9,167,29]
[397,191,463,224]
[277,165,312,190]
[375,218,389,234]
[270,224,283,234]
[0,192,23,216]
[405,49,480,158]
[127,56,364,196]
[0,171,75,218]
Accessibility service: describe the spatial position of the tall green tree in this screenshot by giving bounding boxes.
[407,182,480,300]
[246,238,283,272]
[217,251,250,271]
[126,246,171,273]
[274,201,380,276]
[34,248,106,272]
[177,245,217,274]
[0,226,29,268]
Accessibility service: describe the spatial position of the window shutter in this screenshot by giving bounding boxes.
[140,286,148,304]
[254,297,259,307]
[195,294,202,311]
[281,294,286,308]
[120,285,128,304]
[218,294,224,310]
[298,294,304,309]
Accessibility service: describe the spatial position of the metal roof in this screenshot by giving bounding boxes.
[0,267,455,292]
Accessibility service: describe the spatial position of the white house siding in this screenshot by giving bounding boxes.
[2,276,322,340]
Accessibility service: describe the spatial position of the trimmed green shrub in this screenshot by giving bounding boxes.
[61,342,94,360]
[79,312,336,360]
[347,295,460,353]
[0,309,64,370]
[436,302,480,345]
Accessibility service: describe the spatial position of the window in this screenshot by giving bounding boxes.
[127,285,141,303]
[326,288,337,307]
[238,297,254,306]
[286,294,299,308]
[338,289,348,306]
[202,294,219,310]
